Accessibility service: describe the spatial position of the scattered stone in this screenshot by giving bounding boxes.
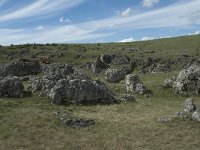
[152,64,172,73]
[0,76,24,97]
[105,68,128,83]
[158,98,200,123]
[163,77,176,88]
[53,111,95,127]
[63,118,95,128]
[119,94,135,103]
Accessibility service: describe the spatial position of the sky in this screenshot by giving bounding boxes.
[0,0,200,45]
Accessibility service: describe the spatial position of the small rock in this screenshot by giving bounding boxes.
[192,108,200,122]
[184,98,196,113]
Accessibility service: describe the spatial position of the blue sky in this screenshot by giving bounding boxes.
[0,0,200,45]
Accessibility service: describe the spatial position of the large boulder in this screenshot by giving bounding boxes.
[0,76,24,97]
[105,68,128,83]
[126,74,149,95]
[0,59,41,77]
[29,64,91,96]
[48,79,115,104]
[173,64,200,95]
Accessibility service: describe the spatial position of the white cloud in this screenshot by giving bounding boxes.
[0,0,87,22]
[121,8,133,17]
[35,25,44,30]
[59,17,72,23]
[118,37,135,42]
[194,30,200,35]
[142,0,159,8]
[140,37,154,41]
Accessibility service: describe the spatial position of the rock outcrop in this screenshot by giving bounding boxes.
[111,54,130,65]
[173,64,200,95]
[0,59,41,77]
[91,57,109,73]
[105,68,128,83]
[29,63,115,104]
[126,74,149,95]
[0,76,24,97]
[49,79,115,104]
[100,55,112,64]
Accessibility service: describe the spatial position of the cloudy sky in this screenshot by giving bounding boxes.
[0,0,200,45]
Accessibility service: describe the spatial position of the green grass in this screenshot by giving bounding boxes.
[0,35,200,149]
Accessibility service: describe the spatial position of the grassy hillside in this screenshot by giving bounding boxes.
[0,35,200,150]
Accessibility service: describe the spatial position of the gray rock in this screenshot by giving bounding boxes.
[119,94,135,103]
[126,74,149,95]
[112,54,130,65]
[184,98,196,113]
[0,76,24,97]
[192,108,200,122]
[163,77,176,88]
[91,57,109,74]
[100,55,112,64]
[0,59,41,77]
[48,79,115,104]
[105,68,128,83]
[29,64,88,96]
[152,64,172,73]
[173,64,200,95]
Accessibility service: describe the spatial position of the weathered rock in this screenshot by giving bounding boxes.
[184,98,196,113]
[119,94,135,103]
[192,108,200,122]
[152,64,172,73]
[42,63,74,76]
[126,74,149,95]
[0,76,24,97]
[173,64,200,95]
[0,59,41,77]
[105,68,128,83]
[53,111,95,127]
[112,54,130,65]
[100,55,112,64]
[91,57,109,73]
[163,77,176,88]
[48,79,115,104]
[29,64,87,96]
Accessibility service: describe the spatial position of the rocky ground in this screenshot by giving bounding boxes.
[0,35,200,149]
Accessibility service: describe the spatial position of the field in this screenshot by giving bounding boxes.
[0,35,200,150]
